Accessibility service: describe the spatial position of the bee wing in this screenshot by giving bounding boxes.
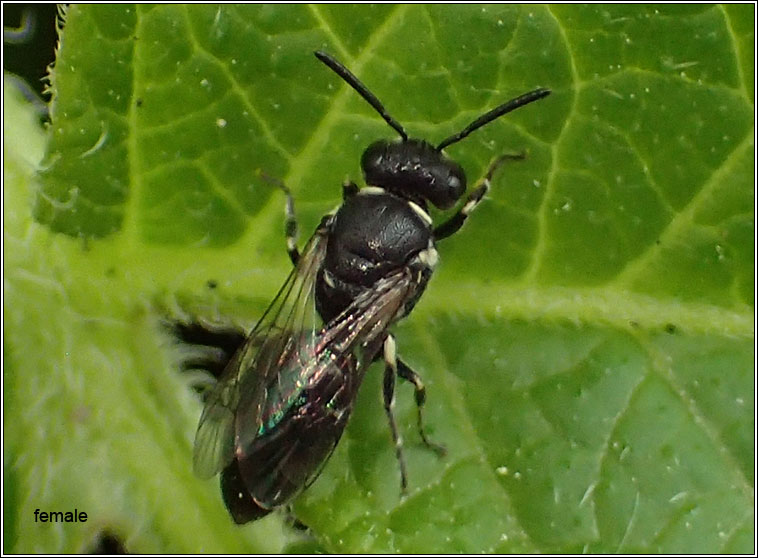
[301,267,419,470]
[318,265,416,357]
[234,266,420,510]
[192,227,329,479]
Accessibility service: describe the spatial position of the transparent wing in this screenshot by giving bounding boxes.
[192,227,329,479]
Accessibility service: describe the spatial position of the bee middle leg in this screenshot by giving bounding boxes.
[280,182,299,266]
[382,334,409,493]
[396,358,446,456]
[382,334,448,491]
[258,172,300,265]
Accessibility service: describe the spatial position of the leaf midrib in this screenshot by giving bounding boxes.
[92,220,756,340]
[418,281,752,338]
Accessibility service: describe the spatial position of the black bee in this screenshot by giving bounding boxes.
[188,51,550,524]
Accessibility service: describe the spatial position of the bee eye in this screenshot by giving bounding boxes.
[448,174,464,198]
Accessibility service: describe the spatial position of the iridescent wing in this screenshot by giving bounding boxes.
[193,218,423,517]
[229,265,420,514]
[192,226,329,479]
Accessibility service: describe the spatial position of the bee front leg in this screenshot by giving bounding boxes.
[342,179,359,200]
[433,152,525,241]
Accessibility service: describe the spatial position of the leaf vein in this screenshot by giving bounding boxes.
[524,6,581,281]
[612,127,754,287]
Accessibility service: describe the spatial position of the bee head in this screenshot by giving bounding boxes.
[314,50,550,209]
[361,139,465,209]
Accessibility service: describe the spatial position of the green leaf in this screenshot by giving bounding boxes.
[5,4,753,553]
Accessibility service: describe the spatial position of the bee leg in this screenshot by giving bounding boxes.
[169,321,247,396]
[172,318,246,347]
[281,183,300,266]
[342,179,359,200]
[433,152,525,241]
[258,171,300,265]
[383,335,409,494]
[396,358,446,456]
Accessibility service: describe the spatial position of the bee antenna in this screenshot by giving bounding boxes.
[436,88,551,151]
[315,51,408,141]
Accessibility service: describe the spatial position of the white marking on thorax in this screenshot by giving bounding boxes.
[407,200,433,225]
[358,186,386,196]
[323,269,336,288]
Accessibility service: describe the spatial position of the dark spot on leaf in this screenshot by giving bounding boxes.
[285,511,310,532]
[88,531,127,554]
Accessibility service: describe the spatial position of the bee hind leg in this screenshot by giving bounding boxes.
[169,321,247,391]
